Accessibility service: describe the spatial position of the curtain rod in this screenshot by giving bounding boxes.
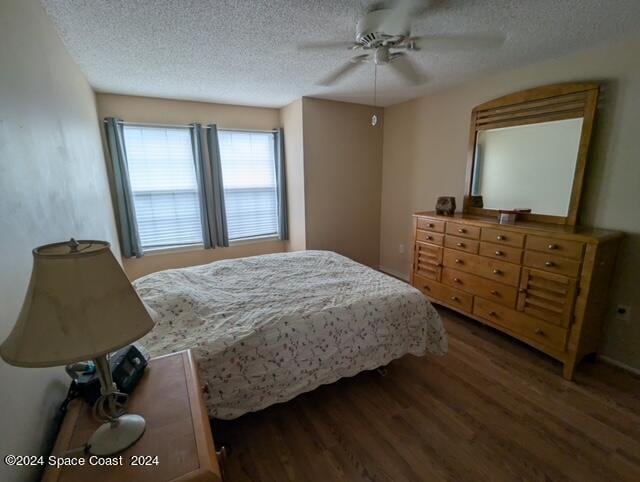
[102,119,278,133]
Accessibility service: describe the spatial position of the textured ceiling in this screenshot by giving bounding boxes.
[40,0,640,108]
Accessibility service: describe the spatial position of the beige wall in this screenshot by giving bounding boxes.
[380,35,640,369]
[96,93,282,129]
[123,240,287,280]
[280,99,306,252]
[96,94,288,278]
[302,98,384,267]
[0,1,120,480]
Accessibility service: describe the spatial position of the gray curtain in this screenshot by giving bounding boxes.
[190,124,217,249]
[274,128,289,240]
[206,124,229,247]
[104,118,142,258]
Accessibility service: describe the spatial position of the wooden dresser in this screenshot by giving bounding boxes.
[44,350,223,482]
[411,211,622,379]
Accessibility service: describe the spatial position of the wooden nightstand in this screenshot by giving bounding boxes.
[43,350,223,482]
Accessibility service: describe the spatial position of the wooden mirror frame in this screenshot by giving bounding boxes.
[463,82,599,225]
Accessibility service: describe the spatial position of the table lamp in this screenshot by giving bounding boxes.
[0,239,155,456]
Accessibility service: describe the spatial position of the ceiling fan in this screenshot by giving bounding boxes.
[298,0,506,87]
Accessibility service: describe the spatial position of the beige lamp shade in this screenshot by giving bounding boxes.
[0,240,155,367]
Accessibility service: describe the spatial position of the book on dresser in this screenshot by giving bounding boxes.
[411,211,622,379]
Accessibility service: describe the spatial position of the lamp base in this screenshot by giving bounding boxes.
[88,414,146,456]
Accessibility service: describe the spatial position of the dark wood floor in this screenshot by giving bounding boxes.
[214,309,640,482]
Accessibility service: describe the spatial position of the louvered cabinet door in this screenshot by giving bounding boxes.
[517,268,577,327]
[414,241,443,281]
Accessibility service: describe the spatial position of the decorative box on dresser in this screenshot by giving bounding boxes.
[411,212,622,379]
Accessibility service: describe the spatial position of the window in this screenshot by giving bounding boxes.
[218,130,279,241]
[122,126,203,250]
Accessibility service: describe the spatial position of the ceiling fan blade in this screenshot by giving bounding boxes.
[412,33,506,51]
[411,0,446,17]
[317,56,368,86]
[389,54,427,85]
[365,0,439,17]
[297,40,358,51]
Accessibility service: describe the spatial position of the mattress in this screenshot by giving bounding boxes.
[134,250,446,419]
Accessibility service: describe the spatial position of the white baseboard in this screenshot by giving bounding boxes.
[598,355,640,376]
[378,266,410,282]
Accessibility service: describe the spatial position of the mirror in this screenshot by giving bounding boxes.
[471,118,584,216]
[464,83,599,225]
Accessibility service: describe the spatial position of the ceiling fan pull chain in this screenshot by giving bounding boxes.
[374,63,377,106]
[371,63,378,126]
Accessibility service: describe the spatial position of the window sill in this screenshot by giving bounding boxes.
[142,243,204,256]
[140,235,281,257]
[229,234,280,246]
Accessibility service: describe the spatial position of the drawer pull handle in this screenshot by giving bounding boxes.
[534,328,546,337]
[496,235,504,241]
[426,236,432,240]
[456,242,465,247]
[492,269,502,275]
[489,311,498,317]
[458,228,466,233]
[545,261,555,267]
[435,263,442,268]
[495,250,503,256]
[453,277,461,283]
[428,223,434,228]
[423,285,430,291]
[450,296,459,302]
[548,244,558,250]
[455,258,463,264]
[490,290,499,296]
[518,288,527,293]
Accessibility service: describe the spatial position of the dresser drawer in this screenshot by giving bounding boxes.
[413,274,441,297]
[413,275,473,312]
[525,235,584,260]
[416,230,444,246]
[414,242,442,280]
[446,222,481,239]
[480,228,525,248]
[479,242,523,264]
[442,249,521,287]
[444,235,479,254]
[523,251,581,278]
[518,268,577,327]
[474,298,568,352]
[417,217,445,233]
[442,267,517,308]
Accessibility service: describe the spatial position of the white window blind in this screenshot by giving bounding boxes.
[122,125,203,250]
[218,130,279,241]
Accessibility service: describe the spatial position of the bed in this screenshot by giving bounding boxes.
[134,250,447,419]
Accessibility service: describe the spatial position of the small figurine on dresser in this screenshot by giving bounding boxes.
[435,196,456,216]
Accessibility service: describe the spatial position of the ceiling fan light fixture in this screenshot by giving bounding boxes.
[374,46,390,65]
[356,8,411,48]
[301,1,502,92]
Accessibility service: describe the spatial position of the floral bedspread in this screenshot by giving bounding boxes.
[134,250,447,419]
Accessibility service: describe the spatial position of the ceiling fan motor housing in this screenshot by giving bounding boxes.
[356,9,411,48]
